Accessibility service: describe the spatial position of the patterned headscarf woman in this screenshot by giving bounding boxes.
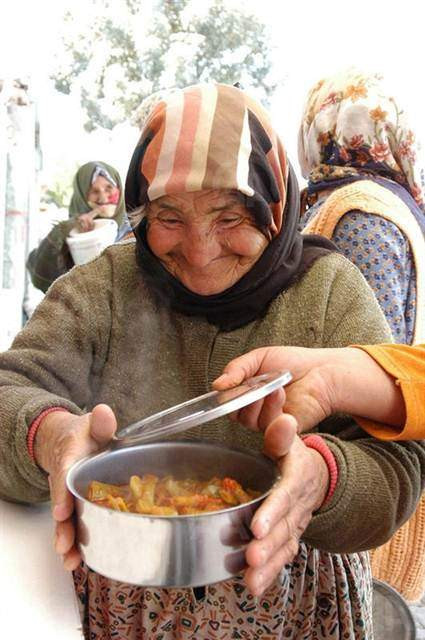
[298,68,425,213]
[68,161,126,226]
[27,161,126,293]
[125,83,334,330]
[297,71,425,596]
[297,69,425,347]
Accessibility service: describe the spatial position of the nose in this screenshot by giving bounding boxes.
[181,226,221,268]
[96,190,109,204]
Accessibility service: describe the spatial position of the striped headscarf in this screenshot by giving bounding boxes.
[125,83,334,330]
[132,88,179,131]
[298,69,425,212]
[125,83,287,236]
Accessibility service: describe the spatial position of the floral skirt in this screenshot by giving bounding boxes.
[73,542,373,639]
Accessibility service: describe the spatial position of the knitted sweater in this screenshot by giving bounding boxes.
[0,244,424,554]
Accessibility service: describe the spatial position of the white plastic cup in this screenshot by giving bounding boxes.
[66,219,118,265]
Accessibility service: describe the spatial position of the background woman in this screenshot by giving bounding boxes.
[298,69,425,601]
[298,69,425,344]
[0,84,423,639]
[27,160,126,292]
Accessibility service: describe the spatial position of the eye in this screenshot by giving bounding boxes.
[157,211,183,227]
[218,213,243,227]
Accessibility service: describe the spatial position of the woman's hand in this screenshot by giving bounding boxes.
[214,346,335,435]
[34,404,117,570]
[213,345,405,435]
[93,203,117,219]
[75,210,97,232]
[244,430,330,596]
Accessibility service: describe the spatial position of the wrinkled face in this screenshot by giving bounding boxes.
[146,190,269,295]
[87,176,120,214]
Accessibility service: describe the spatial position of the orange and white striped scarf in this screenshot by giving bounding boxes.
[125,83,334,330]
[125,83,288,236]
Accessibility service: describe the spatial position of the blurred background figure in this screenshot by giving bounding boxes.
[298,68,425,346]
[27,161,126,293]
[298,68,425,603]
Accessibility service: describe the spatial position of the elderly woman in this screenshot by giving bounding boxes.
[1,84,424,639]
[298,69,425,344]
[27,161,126,292]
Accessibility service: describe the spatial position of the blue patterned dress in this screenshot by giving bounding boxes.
[302,196,417,344]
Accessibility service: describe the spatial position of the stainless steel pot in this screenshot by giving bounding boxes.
[67,440,279,587]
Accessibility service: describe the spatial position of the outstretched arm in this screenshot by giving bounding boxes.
[214,343,425,594]
[213,345,406,435]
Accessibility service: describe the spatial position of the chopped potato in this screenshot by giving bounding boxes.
[87,480,126,501]
[106,495,130,512]
[87,474,259,516]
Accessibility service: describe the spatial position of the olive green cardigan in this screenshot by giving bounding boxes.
[1,244,424,554]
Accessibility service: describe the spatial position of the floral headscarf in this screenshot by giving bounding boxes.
[298,69,425,211]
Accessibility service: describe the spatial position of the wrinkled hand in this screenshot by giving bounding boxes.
[214,345,406,434]
[75,211,97,232]
[213,346,337,435]
[34,404,117,570]
[244,430,329,596]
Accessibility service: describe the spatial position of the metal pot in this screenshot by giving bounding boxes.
[67,440,279,587]
[372,579,416,640]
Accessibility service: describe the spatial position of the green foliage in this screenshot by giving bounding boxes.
[44,184,71,209]
[51,0,275,131]
[42,169,75,209]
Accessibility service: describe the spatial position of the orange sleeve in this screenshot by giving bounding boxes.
[351,343,425,440]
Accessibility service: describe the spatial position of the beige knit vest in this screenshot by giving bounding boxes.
[303,180,425,344]
[304,179,425,601]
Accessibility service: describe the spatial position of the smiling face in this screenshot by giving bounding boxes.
[145,190,269,295]
[87,176,120,216]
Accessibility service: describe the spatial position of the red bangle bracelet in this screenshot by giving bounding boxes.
[302,434,338,505]
[27,407,69,462]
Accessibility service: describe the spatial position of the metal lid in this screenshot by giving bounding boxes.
[114,370,292,447]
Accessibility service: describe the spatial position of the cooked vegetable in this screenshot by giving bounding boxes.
[86,474,260,516]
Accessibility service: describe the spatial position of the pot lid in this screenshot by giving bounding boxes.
[114,370,292,447]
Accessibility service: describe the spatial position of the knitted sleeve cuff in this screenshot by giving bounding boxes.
[27,407,69,462]
[302,434,339,505]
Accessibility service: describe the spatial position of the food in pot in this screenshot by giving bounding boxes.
[87,474,260,516]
